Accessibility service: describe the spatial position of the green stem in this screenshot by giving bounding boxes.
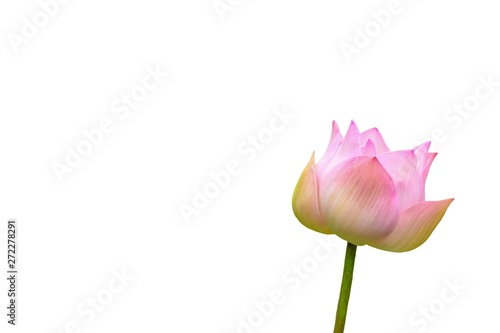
[333,242,357,333]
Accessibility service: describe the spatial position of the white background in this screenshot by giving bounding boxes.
[1,0,499,332]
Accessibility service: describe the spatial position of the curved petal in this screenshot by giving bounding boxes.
[360,127,390,154]
[368,198,454,252]
[414,141,436,183]
[377,150,423,210]
[333,121,361,164]
[292,152,333,234]
[318,156,399,245]
[421,152,437,184]
[361,139,376,156]
[317,121,343,174]
[414,141,431,165]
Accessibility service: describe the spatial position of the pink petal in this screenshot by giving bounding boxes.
[414,141,431,162]
[317,121,343,174]
[420,152,437,185]
[368,199,454,252]
[421,152,437,183]
[292,152,333,234]
[318,156,399,245]
[330,120,361,165]
[377,150,423,210]
[413,142,438,201]
[414,141,436,182]
[360,127,390,154]
[361,139,377,156]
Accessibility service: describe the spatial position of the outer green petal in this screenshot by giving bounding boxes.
[368,198,454,252]
[292,152,333,234]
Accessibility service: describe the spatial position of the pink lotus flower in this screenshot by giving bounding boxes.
[292,121,453,252]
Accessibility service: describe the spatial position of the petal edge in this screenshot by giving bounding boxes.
[368,198,454,252]
[292,152,333,234]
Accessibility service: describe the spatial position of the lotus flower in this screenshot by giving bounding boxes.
[292,121,453,252]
